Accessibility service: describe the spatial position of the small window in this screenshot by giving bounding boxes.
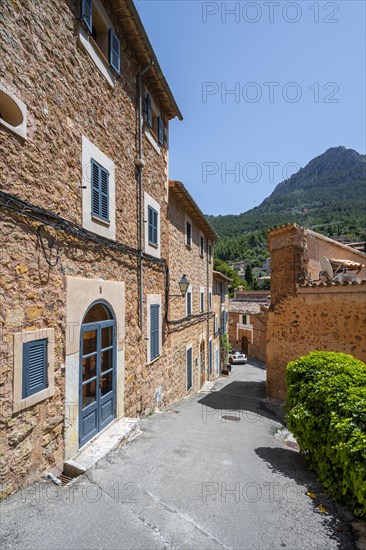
[200,236,204,257]
[22,339,48,398]
[214,314,219,335]
[145,94,164,146]
[186,289,192,317]
[208,243,212,263]
[242,314,248,325]
[186,222,192,247]
[91,158,109,223]
[79,0,120,77]
[148,205,159,247]
[209,289,212,309]
[150,304,160,361]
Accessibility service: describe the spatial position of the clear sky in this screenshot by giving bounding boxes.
[135,0,366,215]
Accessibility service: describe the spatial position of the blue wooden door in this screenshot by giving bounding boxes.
[186,347,192,391]
[80,319,116,447]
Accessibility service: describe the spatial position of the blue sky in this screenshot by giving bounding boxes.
[135,1,366,215]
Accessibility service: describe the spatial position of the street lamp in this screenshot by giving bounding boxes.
[178,275,190,297]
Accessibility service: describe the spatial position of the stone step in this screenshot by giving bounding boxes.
[63,418,140,478]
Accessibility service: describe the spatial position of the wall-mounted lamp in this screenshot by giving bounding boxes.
[178,275,190,297]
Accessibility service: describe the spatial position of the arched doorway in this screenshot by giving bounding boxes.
[200,340,206,387]
[79,301,116,447]
[241,336,249,355]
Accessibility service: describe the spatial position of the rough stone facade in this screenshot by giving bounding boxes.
[166,183,224,395]
[266,224,366,400]
[0,0,210,496]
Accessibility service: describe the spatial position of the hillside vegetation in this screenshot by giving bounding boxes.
[207,147,366,263]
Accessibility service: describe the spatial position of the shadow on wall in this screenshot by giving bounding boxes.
[255,446,356,548]
[198,379,285,425]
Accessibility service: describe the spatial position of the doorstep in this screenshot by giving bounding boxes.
[64,418,140,478]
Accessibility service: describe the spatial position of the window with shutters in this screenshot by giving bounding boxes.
[148,206,158,247]
[91,158,109,223]
[186,287,192,317]
[200,234,204,257]
[208,242,212,263]
[13,328,55,412]
[185,216,192,248]
[200,288,205,313]
[150,304,160,361]
[79,0,120,86]
[22,339,48,398]
[82,136,116,240]
[147,295,161,364]
[144,90,165,150]
[144,192,161,258]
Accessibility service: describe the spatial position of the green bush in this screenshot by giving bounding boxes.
[286,351,366,517]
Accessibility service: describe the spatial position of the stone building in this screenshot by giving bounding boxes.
[212,270,230,367]
[166,181,223,394]
[266,224,366,400]
[0,0,223,496]
[228,291,269,362]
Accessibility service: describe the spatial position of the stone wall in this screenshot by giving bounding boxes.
[0,0,173,495]
[267,286,366,399]
[167,193,219,390]
[266,225,366,400]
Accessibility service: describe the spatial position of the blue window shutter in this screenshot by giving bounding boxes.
[157,117,164,145]
[91,159,100,218]
[146,94,152,127]
[80,0,92,33]
[186,348,192,391]
[23,339,48,398]
[100,166,109,222]
[108,29,120,75]
[91,159,109,223]
[148,206,158,246]
[186,292,192,316]
[150,304,160,361]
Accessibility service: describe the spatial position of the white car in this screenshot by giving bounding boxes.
[228,350,247,364]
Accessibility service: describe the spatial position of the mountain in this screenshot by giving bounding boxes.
[207,147,366,264]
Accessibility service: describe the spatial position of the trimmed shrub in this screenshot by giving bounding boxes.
[286,351,366,517]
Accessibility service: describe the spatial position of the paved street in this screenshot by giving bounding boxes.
[0,362,356,550]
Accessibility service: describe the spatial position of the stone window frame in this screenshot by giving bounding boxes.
[78,0,116,88]
[0,80,28,140]
[146,294,162,365]
[144,192,161,259]
[13,328,55,413]
[82,135,116,240]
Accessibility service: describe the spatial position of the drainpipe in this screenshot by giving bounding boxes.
[136,61,154,330]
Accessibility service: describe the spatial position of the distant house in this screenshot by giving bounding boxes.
[228,291,269,361]
[266,224,366,400]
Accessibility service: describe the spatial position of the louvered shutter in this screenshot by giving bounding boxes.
[100,166,109,222]
[22,339,48,398]
[91,159,109,223]
[146,94,152,127]
[80,0,92,33]
[186,348,192,391]
[150,304,160,361]
[148,206,158,246]
[108,29,121,75]
[91,159,100,218]
[186,292,192,316]
[157,117,164,145]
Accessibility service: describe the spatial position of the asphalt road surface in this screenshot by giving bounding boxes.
[0,362,356,549]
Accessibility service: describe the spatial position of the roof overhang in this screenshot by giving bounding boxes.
[109,0,183,121]
[169,180,219,241]
[213,270,231,282]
